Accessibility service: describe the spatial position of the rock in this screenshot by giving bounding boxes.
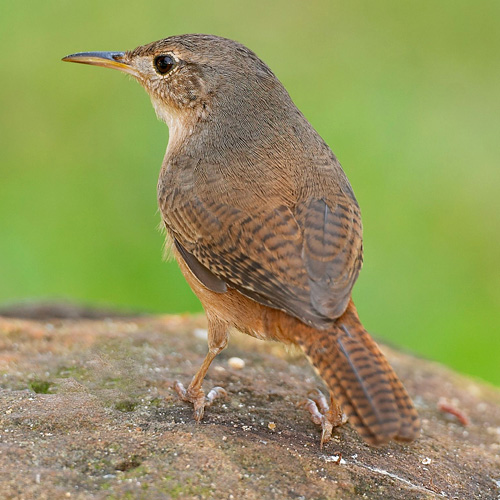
[0,310,499,499]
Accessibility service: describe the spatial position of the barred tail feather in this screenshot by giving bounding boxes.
[298,300,420,445]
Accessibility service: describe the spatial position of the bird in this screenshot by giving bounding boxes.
[62,34,420,447]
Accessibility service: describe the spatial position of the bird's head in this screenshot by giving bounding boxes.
[63,34,282,152]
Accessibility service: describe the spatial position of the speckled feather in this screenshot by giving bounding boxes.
[154,36,364,327]
[71,34,420,445]
[161,188,362,328]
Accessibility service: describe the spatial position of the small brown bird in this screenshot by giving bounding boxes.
[63,34,420,446]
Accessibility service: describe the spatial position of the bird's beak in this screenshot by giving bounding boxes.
[62,51,139,78]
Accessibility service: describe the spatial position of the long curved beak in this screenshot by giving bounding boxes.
[62,51,138,77]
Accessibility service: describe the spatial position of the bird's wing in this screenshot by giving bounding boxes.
[162,178,362,329]
[295,196,363,321]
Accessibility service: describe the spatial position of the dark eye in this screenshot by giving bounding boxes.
[154,54,175,74]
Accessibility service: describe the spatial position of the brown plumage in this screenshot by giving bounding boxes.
[63,34,420,446]
[297,300,420,444]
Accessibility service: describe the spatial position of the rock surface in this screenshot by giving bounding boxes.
[0,307,499,499]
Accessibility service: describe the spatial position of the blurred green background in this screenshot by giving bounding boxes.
[0,1,499,385]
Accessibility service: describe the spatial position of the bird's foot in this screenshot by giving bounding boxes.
[301,389,347,448]
[173,381,227,421]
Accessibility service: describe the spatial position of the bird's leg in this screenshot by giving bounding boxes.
[174,317,229,421]
[302,389,346,448]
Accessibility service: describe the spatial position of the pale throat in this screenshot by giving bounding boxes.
[151,96,195,156]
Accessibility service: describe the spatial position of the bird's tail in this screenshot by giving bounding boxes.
[297,300,420,445]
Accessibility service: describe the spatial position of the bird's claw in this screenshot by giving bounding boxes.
[301,388,346,449]
[174,381,227,421]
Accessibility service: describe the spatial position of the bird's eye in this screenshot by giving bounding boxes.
[154,54,175,75]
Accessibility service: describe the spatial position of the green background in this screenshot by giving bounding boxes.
[1,1,499,385]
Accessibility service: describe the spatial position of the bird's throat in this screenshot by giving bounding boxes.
[151,96,195,157]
